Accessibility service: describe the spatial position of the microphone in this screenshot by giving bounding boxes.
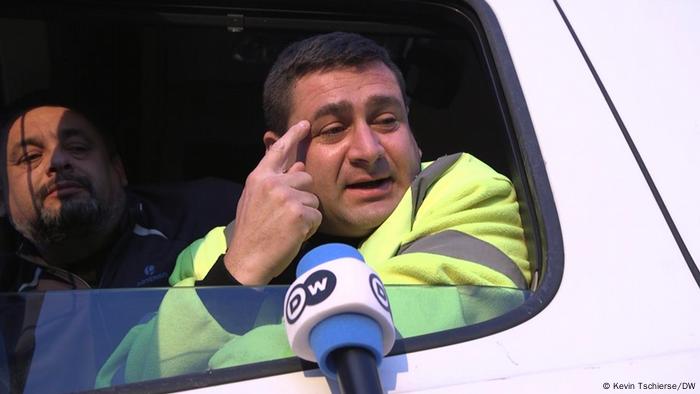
[283,243,395,393]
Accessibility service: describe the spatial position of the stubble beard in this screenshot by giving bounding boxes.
[16,187,126,253]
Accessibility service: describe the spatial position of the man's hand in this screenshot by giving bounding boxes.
[223,121,321,285]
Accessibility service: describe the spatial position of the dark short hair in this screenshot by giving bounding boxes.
[263,32,408,134]
[0,92,119,205]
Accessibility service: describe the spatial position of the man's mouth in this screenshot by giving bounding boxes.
[42,180,89,199]
[346,177,391,190]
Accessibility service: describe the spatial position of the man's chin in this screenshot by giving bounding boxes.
[31,199,102,239]
[42,193,92,211]
[16,192,126,254]
[41,202,95,224]
[324,208,394,238]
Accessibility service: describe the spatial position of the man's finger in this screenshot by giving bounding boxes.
[286,161,305,174]
[283,169,313,191]
[303,207,322,241]
[287,188,319,209]
[262,120,310,173]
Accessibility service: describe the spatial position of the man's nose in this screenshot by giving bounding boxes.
[48,147,73,173]
[347,123,386,168]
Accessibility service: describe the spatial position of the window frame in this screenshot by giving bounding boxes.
[1,0,564,391]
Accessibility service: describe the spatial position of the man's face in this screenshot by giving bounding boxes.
[4,106,126,246]
[274,62,422,237]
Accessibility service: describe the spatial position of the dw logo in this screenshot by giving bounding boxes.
[369,273,390,312]
[286,270,337,324]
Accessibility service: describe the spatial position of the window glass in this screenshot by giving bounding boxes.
[0,286,530,392]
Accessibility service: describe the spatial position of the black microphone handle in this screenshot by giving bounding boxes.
[331,347,384,394]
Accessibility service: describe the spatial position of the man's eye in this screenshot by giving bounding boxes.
[18,153,41,164]
[318,124,346,136]
[374,115,399,130]
[68,145,88,153]
[65,144,91,156]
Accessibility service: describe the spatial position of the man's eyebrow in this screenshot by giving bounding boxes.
[312,101,353,121]
[59,128,92,141]
[9,136,44,159]
[365,95,404,112]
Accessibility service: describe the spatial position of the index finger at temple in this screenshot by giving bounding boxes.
[263,120,310,173]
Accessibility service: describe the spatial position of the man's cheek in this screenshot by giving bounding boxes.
[8,201,32,226]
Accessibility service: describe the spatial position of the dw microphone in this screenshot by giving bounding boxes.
[283,243,395,393]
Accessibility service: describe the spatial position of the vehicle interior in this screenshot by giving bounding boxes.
[0,1,559,392]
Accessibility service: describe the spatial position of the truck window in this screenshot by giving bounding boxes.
[0,1,561,391]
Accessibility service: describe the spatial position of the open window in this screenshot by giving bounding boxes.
[0,0,562,392]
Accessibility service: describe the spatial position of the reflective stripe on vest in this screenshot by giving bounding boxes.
[410,153,462,226]
[397,229,527,288]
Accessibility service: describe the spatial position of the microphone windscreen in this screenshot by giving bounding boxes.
[296,243,364,277]
[285,242,395,374]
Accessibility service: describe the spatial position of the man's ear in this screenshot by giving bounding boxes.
[112,155,128,187]
[263,131,280,152]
